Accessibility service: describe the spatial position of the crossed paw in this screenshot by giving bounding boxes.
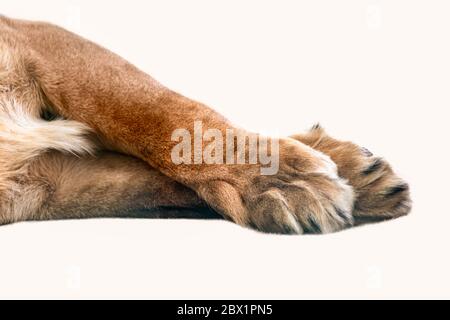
[201,125,411,234]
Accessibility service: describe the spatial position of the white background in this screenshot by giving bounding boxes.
[0,0,449,299]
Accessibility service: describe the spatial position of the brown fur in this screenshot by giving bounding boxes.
[291,125,411,226]
[0,16,411,233]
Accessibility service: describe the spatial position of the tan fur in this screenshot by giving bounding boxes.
[291,126,411,225]
[0,15,411,233]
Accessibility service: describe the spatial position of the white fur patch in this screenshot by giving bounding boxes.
[0,95,95,174]
[302,143,355,229]
[303,144,339,179]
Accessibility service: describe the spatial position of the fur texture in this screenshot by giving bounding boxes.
[0,15,411,233]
